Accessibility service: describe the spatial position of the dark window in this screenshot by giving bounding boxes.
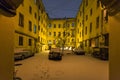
[54,32,56,36]
[96,16,99,28]
[90,8,92,16]
[97,0,100,8]
[58,24,61,28]
[54,24,56,28]
[34,12,37,19]
[86,15,88,21]
[29,39,32,46]
[19,36,23,46]
[38,16,40,21]
[89,39,92,47]
[38,25,40,31]
[58,32,61,37]
[80,32,81,37]
[49,32,51,36]
[86,0,88,6]
[29,6,32,14]
[34,24,37,33]
[63,31,65,37]
[90,22,92,33]
[19,13,24,27]
[85,26,87,35]
[29,21,32,31]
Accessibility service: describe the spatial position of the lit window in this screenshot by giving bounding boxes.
[34,24,37,33]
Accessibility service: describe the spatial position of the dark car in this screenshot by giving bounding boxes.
[73,47,85,55]
[48,48,62,60]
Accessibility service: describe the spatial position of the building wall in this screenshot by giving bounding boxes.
[47,18,76,48]
[109,13,120,80]
[14,0,39,52]
[37,0,48,52]
[76,0,109,54]
[0,15,14,80]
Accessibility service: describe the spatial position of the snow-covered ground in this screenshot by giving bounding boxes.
[15,51,109,80]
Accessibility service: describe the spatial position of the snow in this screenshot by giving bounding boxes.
[15,50,109,80]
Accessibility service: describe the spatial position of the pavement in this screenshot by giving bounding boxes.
[15,51,109,80]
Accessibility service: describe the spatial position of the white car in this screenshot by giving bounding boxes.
[73,48,85,55]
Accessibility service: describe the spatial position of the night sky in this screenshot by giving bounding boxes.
[42,0,82,18]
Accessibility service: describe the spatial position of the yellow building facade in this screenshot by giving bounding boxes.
[76,0,109,54]
[14,0,48,52]
[47,18,76,49]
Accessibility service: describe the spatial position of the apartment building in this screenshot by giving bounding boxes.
[14,0,48,52]
[47,18,76,49]
[76,0,109,54]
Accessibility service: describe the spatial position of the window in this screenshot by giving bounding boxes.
[58,24,61,28]
[58,32,61,37]
[86,0,88,6]
[48,23,52,28]
[72,31,75,37]
[34,24,37,33]
[72,23,75,27]
[90,8,92,16]
[29,21,32,31]
[19,36,23,46]
[85,26,87,35]
[89,39,92,47]
[34,12,37,19]
[86,15,88,21]
[28,39,32,46]
[49,32,51,36]
[85,40,87,47]
[72,39,74,42]
[96,16,99,28]
[54,24,56,28]
[38,25,40,31]
[80,23,81,27]
[19,13,24,27]
[90,22,92,33]
[63,31,65,37]
[54,32,56,36]
[97,0,100,8]
[29,6,32,14]
[80,32,81,37]
[38,16,40,21]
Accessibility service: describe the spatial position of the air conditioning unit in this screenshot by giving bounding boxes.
[0,0,23,17]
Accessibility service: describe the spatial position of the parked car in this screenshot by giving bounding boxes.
[92,46,108,60]
[48,48,62,60]
[14,48,35,60]
[73,47,85,55]
[60,47,73,55]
